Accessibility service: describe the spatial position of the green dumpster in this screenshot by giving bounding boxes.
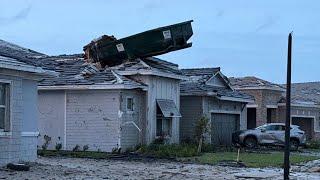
[84,20,193,66]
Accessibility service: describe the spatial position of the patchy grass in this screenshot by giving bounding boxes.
[38,150,110,159]
[139,144,198,158]
[306,140,320,149]
[181,152,319,168]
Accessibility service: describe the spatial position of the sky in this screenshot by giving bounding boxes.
[1,0,320,83]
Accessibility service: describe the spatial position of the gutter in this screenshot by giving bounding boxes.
[216,96,254,103]
[277,103,320,108]
[0,62,58,77]
[38,84,147,90]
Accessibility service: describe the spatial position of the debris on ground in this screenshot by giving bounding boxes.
[1,157,320,179]
[6,163,30,171]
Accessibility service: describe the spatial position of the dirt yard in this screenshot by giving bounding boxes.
[0,156,320,179]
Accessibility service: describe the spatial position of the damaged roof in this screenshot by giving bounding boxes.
[181,68,254,102]
[38,54,145,89]
[0,39,55,75]
[283,82,320,105]
[112,57,185,79]
[229,76,285,91]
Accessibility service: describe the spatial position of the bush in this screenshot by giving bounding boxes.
[140,143,198,158]
[42,135,52,150]
[55,143,62,151]
[83,145,89,151]
[306,140,320,149]
[72,145,80,152]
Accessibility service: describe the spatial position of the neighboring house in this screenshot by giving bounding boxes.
[0,39,55,166]
[37,55,184,152]
[180,68,254,146]
[230,77,320,140]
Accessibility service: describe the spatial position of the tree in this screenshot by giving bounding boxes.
[194,116,210,154]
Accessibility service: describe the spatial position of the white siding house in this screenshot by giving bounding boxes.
[0,39,55,166]
[37,56,184,152]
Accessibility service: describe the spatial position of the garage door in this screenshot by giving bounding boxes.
[211,113,240,146]
[292,117,313,140]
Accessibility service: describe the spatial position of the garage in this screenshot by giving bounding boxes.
[211,113,240,146]
[292,117,314,140]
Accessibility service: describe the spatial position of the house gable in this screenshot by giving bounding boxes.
[206,73,229,88]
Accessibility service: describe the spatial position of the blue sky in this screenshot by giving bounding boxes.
[1,0,320,83]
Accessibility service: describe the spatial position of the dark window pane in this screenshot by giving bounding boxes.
[156,118,162,136]
[0,84,6,105]
[0,108,5,129]
[126,98,133,111]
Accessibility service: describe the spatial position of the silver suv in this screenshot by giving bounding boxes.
[232,123,306,150]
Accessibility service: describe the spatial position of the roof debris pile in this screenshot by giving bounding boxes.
[83,20,193,67]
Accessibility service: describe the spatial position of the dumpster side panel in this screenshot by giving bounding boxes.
[66,90,120,152]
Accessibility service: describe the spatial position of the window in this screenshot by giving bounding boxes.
[0,82,10,132]
[264,125,285,131]
[156,117,172,137]
[126,97,134,111]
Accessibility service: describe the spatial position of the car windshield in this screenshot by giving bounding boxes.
[256,124,296,130]
[256,124,268,130]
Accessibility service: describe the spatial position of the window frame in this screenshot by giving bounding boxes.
[126,96,134,112]
[0,79,12,135]
[156,117,172,137]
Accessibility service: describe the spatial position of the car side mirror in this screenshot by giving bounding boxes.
[261,128,266,132]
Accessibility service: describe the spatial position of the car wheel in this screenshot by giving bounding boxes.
[244,136,257,148]
[290,139,299,151]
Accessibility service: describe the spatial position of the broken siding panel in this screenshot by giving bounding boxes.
[180,96,203,141]
[38,90,65,150]
[119,90,145,150]
[66,90,120,152]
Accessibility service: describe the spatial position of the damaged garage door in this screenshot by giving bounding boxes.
[211,113,240,146]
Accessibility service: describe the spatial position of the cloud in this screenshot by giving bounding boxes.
[0,5,31,25]
[255,16,277,32]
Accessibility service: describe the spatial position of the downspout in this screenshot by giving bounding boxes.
[64,90,67,150]
[118,92,123,151]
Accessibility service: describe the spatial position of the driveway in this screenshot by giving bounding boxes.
[0,157,319,179]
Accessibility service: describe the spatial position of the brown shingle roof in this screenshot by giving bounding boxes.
[229,76,284,91]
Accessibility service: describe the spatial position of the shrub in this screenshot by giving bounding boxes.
[42,135,52,150]
[194,116,210,153]
[55,143,62,151]
[306,140,320,149]
[83,145,89,151]
[112,147,121,154]
[72,144,80,152]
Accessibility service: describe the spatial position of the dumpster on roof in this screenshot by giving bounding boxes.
[84,20,193,67]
